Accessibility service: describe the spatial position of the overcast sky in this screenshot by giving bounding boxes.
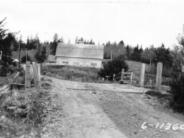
[0,0,184,48]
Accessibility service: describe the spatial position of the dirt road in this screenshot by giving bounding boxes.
[43,77,184,138]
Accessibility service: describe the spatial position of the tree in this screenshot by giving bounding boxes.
[35,46,47,63]
[125,45,131,59]
[21,55,32,63]
[119,40,125,47]
[141,46,156,64]
[169,35,184,113]
[171,46,184,75]
[26,36,40,50]
[153,44,173,67]
[130,45,143,61]
[98,55,128,80]
[50,33,63,55]
[0,18,6,40]
[0,18,15,76]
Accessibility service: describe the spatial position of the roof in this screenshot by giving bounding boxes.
[56,43,104,60]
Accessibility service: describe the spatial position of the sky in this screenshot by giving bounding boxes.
[0,0,184,48]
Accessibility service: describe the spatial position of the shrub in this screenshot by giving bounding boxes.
[21,55,32,63]
[35,46,47,63]
[98,55,128,80]
[0,80,52,137]
[169,74,184,113]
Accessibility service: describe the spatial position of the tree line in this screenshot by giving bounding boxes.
[1,17,184,77]
[104,41,173,68]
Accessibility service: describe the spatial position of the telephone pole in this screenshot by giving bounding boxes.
[18,36,22,69]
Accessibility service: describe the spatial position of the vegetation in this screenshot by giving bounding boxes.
[50,33,63,55]
[21,55,32,63]
[103,41,173,67]
[98,55,128,80]
[170,74,184,112]
[0,79,52,137]
[169,36,184,113]
[42,65,101,82]
[0,18,17,76]
[35,46,47,63]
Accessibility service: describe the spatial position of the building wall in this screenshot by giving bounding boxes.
[56,57,102,68]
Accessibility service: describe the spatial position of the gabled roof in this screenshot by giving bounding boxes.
[56,43,104,60]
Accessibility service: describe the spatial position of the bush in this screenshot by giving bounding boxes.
[169,74,184,113]
[0,83,51,137]
[21,55,32,63]
[98,55,128,80]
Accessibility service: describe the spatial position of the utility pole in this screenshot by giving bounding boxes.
[18,36,21,69]
[111,50,113,60]
[0,51,2,60]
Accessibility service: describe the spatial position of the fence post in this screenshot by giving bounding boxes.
[155,62,163,90]
[182,65,184,73]
[37,64,41,82]
[32,62,38,87]
[120,69,125,81]
[25,61,31,88]
[140,63,146,87]
[130,72,133,84]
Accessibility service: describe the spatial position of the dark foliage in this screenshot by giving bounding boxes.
[98,55,128,80]
[169,36,184,113]
[21,55,32,63]
[0,19,16,76]
[50,33,63,55]
[153,44,173,67]
[130,45,143,61]
[35,46,47,63]
[170,74,184,113]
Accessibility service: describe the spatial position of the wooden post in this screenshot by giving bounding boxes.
[32,62,38,87]
[120,69,124,81]
[18,38,21,69]
[130,72,133,84]
[37,64,41,82]
[32,62,41,87]
[182,65,184,73]
[113,74,115,81]
[25,61,31,88]
[0,51,2,60]
[156,62,163,90]
[140,63,146,87]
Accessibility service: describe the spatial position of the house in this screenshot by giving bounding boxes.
[55,43,104,68]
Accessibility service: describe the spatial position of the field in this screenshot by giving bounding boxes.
[42,60,170,87]
[42,65,104,83]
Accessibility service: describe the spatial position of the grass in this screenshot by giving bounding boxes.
[42,65,105,83]
[0,78,52,137]
[0,77,9,86]
[43,61,151,84]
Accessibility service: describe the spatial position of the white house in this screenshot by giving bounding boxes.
[55,43,104,68]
